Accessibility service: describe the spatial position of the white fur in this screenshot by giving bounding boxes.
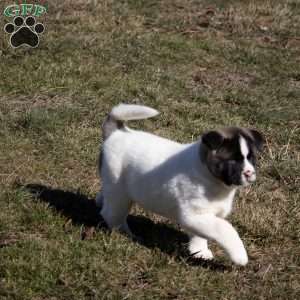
[98,105,248,266]
[110,103,159,121]
[188,236,214,260]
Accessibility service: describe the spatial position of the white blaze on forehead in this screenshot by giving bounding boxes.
[239,136,249,158]
[239,136,255,178]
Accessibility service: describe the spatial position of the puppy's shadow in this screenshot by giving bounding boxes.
[24,184,229,271]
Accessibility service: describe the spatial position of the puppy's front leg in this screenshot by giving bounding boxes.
[182,214,248,266]
[188,235,214,260]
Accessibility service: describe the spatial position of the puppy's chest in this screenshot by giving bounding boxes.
[184,191,235,218]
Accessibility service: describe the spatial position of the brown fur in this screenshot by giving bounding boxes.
[99,114,125,175]
[102,115,124,141]
[200,127,264,186]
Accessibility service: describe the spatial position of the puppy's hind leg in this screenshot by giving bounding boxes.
[100,191,133,237]
[95,192,104,208]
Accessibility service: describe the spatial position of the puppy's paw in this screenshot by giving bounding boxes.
[188,237,214,260]
[230,248,248,266]
[192,248,214,260]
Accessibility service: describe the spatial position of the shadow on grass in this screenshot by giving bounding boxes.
[24,183,230,272]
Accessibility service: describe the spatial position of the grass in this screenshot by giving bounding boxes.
[0,0,300,299]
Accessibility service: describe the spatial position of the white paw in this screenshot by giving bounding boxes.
[192,248,214,260]
[230,248,248,266]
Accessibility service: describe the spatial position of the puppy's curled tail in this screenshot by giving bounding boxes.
[111,104,159,121]
[103,104,159,140]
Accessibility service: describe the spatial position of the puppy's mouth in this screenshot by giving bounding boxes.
[241,174,256,186]
[223,174,256,188]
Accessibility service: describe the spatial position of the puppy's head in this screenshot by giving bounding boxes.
[201,127,264,187]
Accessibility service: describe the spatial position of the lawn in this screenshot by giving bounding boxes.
[0,0,300,299]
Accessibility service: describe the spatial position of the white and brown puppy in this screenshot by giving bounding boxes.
[96,104,264,266]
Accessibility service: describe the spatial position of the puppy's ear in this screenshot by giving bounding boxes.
[202,131,224,150]
[248,129,265,152]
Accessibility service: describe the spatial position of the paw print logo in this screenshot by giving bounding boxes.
[4,16,45,48]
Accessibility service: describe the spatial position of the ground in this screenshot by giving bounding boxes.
[0,0,300,299]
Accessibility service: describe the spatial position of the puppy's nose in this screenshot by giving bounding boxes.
[243,170,254,178]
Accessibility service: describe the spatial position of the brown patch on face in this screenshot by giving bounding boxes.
[244,129,265,152]
[216,127,265,152]
[200,127,264,186]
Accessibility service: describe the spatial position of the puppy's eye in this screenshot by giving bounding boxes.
[227,160,236,165]
[228,154,242,163]
[247,151,256,164]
